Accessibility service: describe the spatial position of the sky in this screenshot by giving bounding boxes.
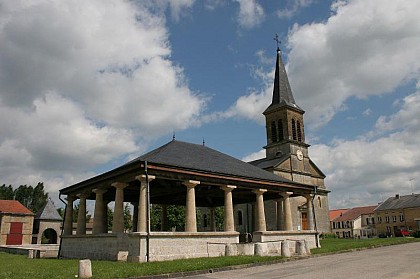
[0,0,419,211]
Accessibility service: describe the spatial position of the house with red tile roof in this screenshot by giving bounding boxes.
[0,200,34,245]
[330,205,377,238]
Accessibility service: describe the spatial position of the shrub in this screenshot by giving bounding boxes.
[320,233,337,239]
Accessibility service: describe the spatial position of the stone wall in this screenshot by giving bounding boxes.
[60,232,240,262]
[59,234,123,261]
[129,231,240,262]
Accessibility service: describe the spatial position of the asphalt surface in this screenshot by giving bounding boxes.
[187,242,420,279]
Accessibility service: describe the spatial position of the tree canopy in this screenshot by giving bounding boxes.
[0,182,48,213]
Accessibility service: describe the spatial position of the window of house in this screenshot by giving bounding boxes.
[392,216,397,223]
[385,216,390,223]
[271,121,277,143]
[377,216,382,223]
[366,218,370,225]
[318,197,322,208]
[399,214,404,222]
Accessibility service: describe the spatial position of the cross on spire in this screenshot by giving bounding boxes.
[273,34,281,51]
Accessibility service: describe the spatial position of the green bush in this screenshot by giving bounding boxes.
[412,231,420,238]
[320,233,337,239]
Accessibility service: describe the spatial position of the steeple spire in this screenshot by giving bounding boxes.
[264,41,303,114]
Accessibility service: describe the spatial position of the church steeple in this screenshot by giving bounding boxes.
[264,47,303,114]
[263,44,308,160]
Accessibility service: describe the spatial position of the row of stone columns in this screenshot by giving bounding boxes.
[62,177,315,236]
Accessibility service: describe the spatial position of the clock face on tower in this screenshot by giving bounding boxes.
[296,149,303,161]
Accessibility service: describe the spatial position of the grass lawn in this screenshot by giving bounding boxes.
[1,237,419,279]
[312,236,420,255]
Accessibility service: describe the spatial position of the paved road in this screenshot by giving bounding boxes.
[188,242,420,279]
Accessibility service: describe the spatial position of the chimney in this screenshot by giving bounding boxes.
[395,194,400,199]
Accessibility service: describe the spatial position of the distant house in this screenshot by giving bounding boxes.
[0,200,34,245]
[374,194,420,237]
[33,199,63,244]
[331,205,377,238]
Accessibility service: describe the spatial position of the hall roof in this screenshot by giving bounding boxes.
[127,140,293,183]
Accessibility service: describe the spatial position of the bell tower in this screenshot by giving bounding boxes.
[263,46,309,162]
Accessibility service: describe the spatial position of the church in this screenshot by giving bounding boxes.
[58,46,330,262]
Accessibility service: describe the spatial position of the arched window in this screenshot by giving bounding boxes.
[297,121,302,142]
[292,119,297,140]
[278,120,284,141]
[271,121,277,142]
[237,211,243,226]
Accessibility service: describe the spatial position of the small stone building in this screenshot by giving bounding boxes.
[0,200,34,245]
[33,199,63,244]
[375,194,420,236]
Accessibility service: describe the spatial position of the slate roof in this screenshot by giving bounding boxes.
[35,199,62,220]
[128,140,296,184]
[0,200,33,215]
[264,49,303,114]
[375,194,420,211]
[333,205,377,222]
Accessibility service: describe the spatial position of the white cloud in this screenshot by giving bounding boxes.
[0,0,205,198]
[310,90,420,208]
[225,0,420,132]
[233,0,265,29]
[277,0,315,19]
[287,0,420,129]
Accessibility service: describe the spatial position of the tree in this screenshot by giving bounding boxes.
[5,182,48,213]
[0,184,14,200]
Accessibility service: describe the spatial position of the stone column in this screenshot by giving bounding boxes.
[92,188,107,234]
[281,192,293,231]
[111,182,128,233]
[76,193,89,235]
[305,194,314,230]
[63,195,75,235]
[135,175,155,232]
[131,202,139,232]
[276,197,284,231]
[184,180,200,232]
[161,204,168,231]
[210,207,216,232]
[102,200,109,233]
[253,189,267,232]
[221,185,236,232]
